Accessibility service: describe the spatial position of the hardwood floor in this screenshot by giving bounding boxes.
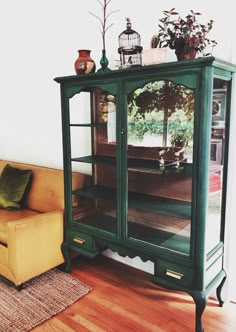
[32,255,236,332]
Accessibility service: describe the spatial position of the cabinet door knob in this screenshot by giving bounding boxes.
[121,129,125,135]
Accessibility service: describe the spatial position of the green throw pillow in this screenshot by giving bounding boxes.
[0,164,32,209]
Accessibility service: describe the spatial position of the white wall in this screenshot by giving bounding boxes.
[0,1,234,168]
[0,1,235,278]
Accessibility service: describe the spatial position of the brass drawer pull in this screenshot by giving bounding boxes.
[73,237,86,244]
[166,269,184,280]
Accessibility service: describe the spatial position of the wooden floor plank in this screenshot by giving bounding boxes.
[32,255,236,332]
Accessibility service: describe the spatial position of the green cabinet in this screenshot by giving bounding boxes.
[55,57,236,332]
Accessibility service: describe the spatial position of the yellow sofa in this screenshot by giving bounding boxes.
[0,159,86,288]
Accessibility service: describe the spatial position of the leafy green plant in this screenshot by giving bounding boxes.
[151,34,161,48]
[128,110,164,143]
[128,81,194,146]
[157,8,217,58]
[128,81,194,117]
[169,109,194,146]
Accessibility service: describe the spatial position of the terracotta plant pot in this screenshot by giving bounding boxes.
[174,37,199,61]
[175,49,198,61]
[142,48,167,65]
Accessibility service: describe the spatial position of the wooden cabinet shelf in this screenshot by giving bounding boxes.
[73,213,190,255]
[74,185,191,219]
[70,123,107,128]
[72,154,192,174]
[71,155,116,165]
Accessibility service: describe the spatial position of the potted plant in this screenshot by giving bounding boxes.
[157,8,217,60]
[170,127,193,147]
[169,109,194,147]
[151,34,161,48]
[143,34,167,65]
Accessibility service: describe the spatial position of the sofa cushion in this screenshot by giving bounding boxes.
[0,209,40,244]
[0,164,32,209]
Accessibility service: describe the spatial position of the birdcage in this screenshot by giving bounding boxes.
[118,18,143,69]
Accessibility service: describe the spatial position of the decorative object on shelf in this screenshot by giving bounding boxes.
[89,0,119,72]
[74,49,96,75]
[151,34,161,48]
[174,147,185,169]
[212,91,226,121]
[142,33,167,66]
[157,8,217,61]
[157,147,185,170]
[158,149,165,170]
[99,49,110,72]
[118,18,143,68]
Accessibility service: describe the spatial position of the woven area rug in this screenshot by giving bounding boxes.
[0,268,92,332]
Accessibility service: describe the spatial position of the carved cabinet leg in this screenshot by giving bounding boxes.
[216,275,226,307]
[61,242,71,272]
[192,291,207,332]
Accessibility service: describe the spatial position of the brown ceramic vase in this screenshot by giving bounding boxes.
[74,49,96,74]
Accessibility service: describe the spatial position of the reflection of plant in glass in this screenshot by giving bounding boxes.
[169,109,194,146]
[128,110,164,143]
[129,81,194,117]
[128,80,194,146]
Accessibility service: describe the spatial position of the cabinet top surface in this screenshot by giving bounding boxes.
[54,57,236,84]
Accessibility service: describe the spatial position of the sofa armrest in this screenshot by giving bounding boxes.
[7,211,64,285]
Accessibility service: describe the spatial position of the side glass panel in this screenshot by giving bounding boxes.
[127,80,194,256]
[69,88,117,236]
[206,79,227,253]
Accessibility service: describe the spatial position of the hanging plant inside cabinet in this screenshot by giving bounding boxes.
[89,0,119,72]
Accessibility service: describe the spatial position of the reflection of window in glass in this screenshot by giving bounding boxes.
[70,92,92,124]
[96,90,116,144]
[107,95,116,143]
[127,81,194,152]
[212,101,221,116]
[207,82,227,253]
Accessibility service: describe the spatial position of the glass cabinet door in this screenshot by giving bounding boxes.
[126,80,195,256]
[206,78,228,253]
[68,86,118,237]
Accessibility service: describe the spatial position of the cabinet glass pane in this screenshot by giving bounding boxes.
[69,88,117,236]
[127,80,194,255]
[70,92,92,124]
[206,82,227,252]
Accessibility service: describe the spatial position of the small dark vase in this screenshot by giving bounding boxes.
[74,49,96,75]
[97,49,111,72]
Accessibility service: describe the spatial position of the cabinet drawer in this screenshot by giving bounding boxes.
[153,259,194,289]
[69,231,103,255]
